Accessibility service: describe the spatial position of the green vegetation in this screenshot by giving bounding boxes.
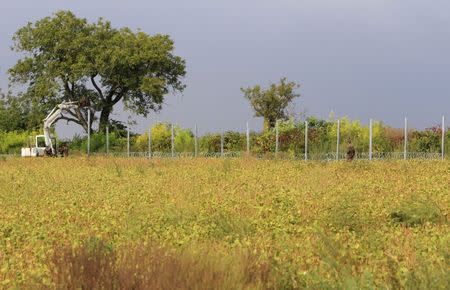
[8,10,186,133]
[1,118,448,157]
[242,78,301,131]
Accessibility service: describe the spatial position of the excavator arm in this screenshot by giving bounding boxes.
[43,101,80,155]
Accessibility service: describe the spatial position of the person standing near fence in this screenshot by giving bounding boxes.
[346,139,356,161]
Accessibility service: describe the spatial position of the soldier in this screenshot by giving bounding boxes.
[346,139,356,161]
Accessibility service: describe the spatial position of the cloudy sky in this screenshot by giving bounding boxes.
[1,0,449,137]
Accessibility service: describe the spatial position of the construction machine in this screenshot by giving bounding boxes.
[21,101,80,157]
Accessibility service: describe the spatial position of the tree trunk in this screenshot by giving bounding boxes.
[268,117,277,130]
[98,105,112,133]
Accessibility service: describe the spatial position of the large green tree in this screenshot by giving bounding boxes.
[0,90,29,131]
[241,78,300,130]
[9,10,186,133]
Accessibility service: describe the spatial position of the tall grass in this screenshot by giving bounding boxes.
[47,238,269,290]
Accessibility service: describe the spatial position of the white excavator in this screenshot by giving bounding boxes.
[21,101,80,157]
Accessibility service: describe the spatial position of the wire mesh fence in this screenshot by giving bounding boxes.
[87,151,444,161]
[84,116,447,161]
[6,116,448,161]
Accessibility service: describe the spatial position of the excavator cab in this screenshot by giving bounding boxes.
[21,135,57,157]
[36,136,46,148]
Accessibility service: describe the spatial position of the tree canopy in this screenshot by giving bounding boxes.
[0,89,41,132]
[241,78,300,130]
[9,10,186,133]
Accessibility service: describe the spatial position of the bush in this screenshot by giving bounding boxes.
[135,123,194,153]
[198,131,245,154]
[174,127,194,152]
[390,197,446,227]
[70,132,127,153]
[409,126,442,153]
[0,131,40,154]
[199,133,221,153]
[224,131,245,152]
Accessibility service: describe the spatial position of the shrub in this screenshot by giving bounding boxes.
[199,133,221,153]
[383,127,404,152]
[135,123,194,153]
[390,197,446,227]
[409,126,442,153]
[224,131,245,152]
[0,130,40,154]
[71,132,127,153]
[174,127,194,152]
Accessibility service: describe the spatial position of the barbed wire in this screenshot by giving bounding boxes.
[85,151,446,160]
[2,151,447,160]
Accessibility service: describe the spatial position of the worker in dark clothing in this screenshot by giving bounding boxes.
[346,140,356,161]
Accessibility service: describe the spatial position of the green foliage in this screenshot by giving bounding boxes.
[307,117,334,154]
[198,132,244,153]
[9,10,186,133]
[409,126,442,153]
[135,123,194,152]
[149,123,171,152]
[199,133,221,153]
[242,78,300,130]
[0,95,24,131]
[174,127,194,152]
[390,197,446,227]
[0,131,38,154]
[0,91,46,132]
[80,134,107,153]
[325,193,365,232]
[224,131,246,151]
[329,117,370,153]
[2,114,447,157]
[70,132,127,153]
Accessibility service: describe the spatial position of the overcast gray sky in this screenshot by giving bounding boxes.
[1,0,449,137]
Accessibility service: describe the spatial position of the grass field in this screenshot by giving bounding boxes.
[0,158,449,289]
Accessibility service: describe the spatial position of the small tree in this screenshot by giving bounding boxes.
[241,78,300,131]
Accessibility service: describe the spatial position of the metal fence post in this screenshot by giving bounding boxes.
[194,124,198,157]
[304,121,308,161]
[369,119,373,161]
[246,122,250,155]
[336,119,340,160]
[220,131,224,157]
[442,116,445,160]
[106,125,109,156]
[148,127,152,158]
[171,123,175,158]
[275,120,279,157]
[404,117,407,160]
[127,121,130,157]
[87,111,90,157]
